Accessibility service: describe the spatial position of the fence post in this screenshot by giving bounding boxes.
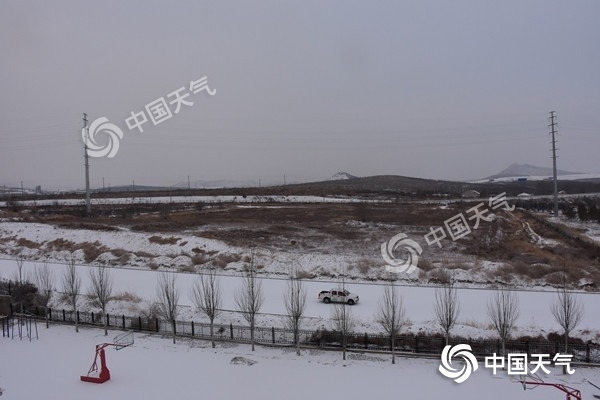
[230,323,234,340]
[62,309,65,321]
[270,327,275,344]
[414,334,419,353]
[122,315,126,329]
[191,321,195,337]
[91,312,94,323]
[586,342,590,363]
[365,333,369,350]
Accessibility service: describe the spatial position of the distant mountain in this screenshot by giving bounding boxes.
[486,163,581,180]
[328,172,357,181]
[173,179,258,189]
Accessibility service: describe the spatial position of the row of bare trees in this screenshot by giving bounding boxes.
[12,260,584,368]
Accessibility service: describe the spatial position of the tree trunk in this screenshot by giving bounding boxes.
[251,321,255,351]
[564,333,568,375]
[391,334,396,365]
[210,320,215,349]
[45,307,49,329]
[172,320,176,344]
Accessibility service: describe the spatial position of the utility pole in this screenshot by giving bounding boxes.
[549,111,559,217]
[83,113,91,216]
[21,181,24,196]
[102,177,105,191]
[188,175,191,190]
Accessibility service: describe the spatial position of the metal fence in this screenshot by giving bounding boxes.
[4,305,598,364]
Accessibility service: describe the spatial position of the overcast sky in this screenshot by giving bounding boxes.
[1,1,599,190]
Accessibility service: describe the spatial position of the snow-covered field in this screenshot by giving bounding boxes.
[0,194,371,208]
[2,324,600,400]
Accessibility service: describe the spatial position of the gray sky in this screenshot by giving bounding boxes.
[1,1,599,190]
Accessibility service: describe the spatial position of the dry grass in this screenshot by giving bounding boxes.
[16,238,39,249]
[213,253,242,269]
[191,253,210,265]
[81,242,109,263]
[111,291,143,303]
[178,264,196,273]
[356,258,377,274]
[148,236,180,245]
[45,238,78,252]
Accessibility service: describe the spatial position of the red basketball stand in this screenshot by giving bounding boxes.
[514,372,581,400]
[81,331,133,384]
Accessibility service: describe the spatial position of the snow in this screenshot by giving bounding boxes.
[1,324,599,399]
[1,259,599,342]
[0,195,368,208]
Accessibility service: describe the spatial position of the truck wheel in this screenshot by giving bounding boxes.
[323,297,331,304]
[347,299,355,305]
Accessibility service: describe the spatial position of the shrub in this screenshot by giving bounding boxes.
[191,254,210,265]
[81,241,109,263]
[111,291,143,303]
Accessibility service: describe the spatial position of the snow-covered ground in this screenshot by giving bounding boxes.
[1,259,599,342]
[0,194,372,208]
[1,324,599,400]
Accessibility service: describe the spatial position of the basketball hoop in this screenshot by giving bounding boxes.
[113,330,134,351]
[80,331,134,384]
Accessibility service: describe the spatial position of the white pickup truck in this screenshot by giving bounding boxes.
[318,289,359,305]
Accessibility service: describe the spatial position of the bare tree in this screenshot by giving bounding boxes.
[14,257,26,315]
[377,277,405,364]
[88,266,113,336]
[550,271,583,373]
[62,257,82,332]
[156,271,180,344]
[34,263,55,328]
[332,301,354,361]
[487,287,519,356]
[235,252,264,351]
[191,268,222,348]
[433,272,460,345]
[283,265,306,356]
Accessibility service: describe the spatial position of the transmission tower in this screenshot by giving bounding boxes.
[549,111,558,217]
[83,113,91,216]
